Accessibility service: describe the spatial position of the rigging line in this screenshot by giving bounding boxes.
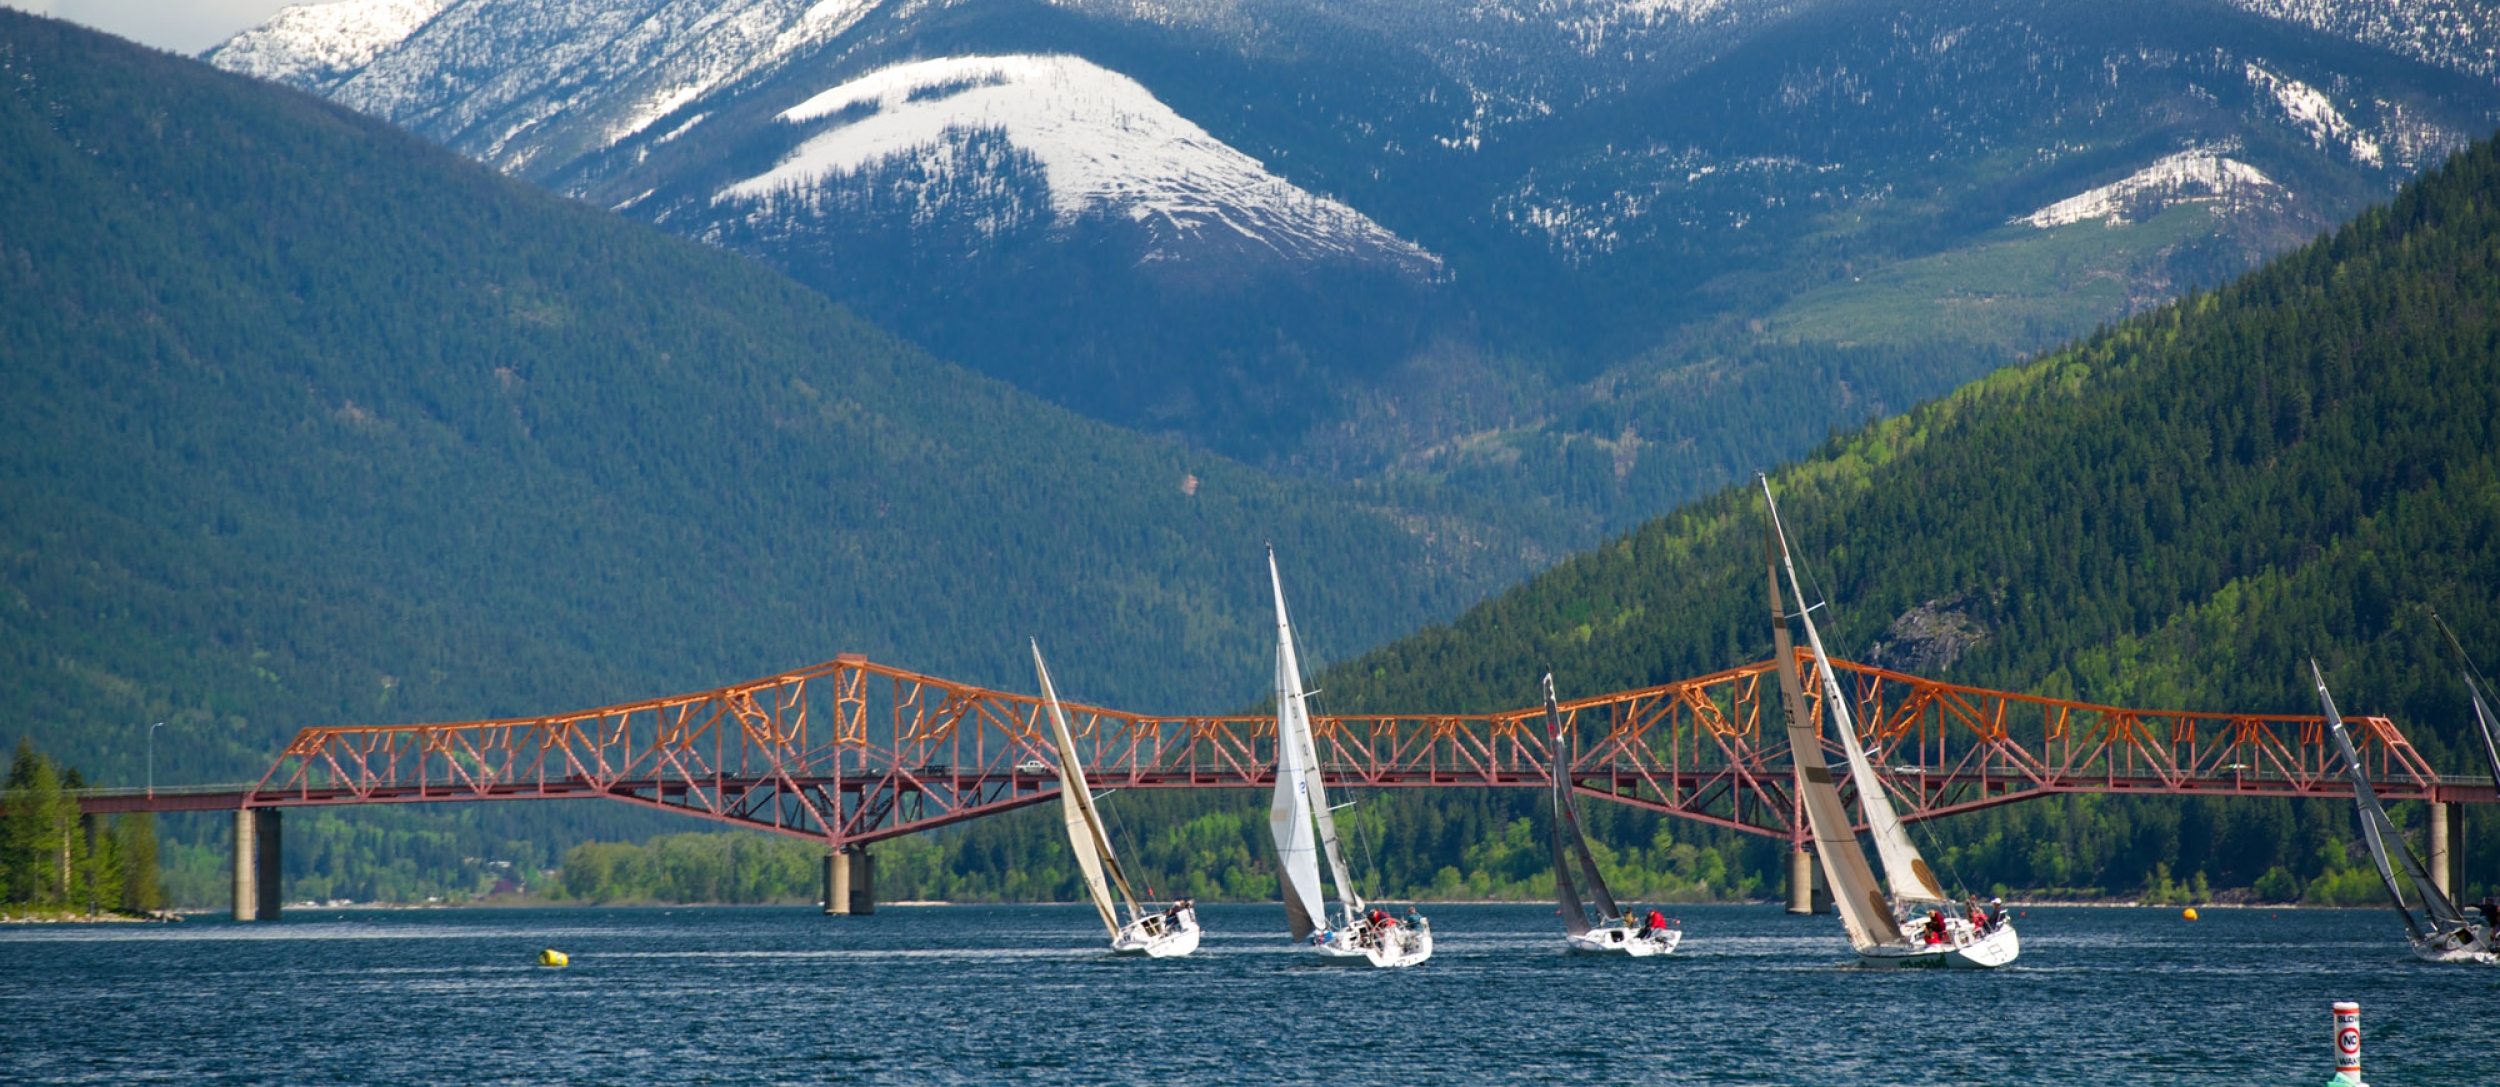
[2430,609,2497,691]
[1098,790,1162,905]
[1906,800,1977,905]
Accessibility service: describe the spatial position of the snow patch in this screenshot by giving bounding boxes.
[204,0,450,90]
[2244,62,2381,168]
[2020,148,2279,228]
[720,55,1439,267]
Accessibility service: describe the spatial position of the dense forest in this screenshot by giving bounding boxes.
[2,739,162,918]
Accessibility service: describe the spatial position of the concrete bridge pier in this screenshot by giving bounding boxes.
[1787,848,1814,914]
[823,848,874,915]
[2428,801,2453,907]
[1785,847,1828,914]
[231,809,281,922]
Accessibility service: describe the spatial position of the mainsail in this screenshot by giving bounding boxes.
[2468,674,2500,785]
[1763,477,1951,907]
[1033,640,1143,938]
[2431,613,2500,784]
[1765,525,1902,950]
[1542,674,1622,933]
[1267,549,1362,937]
[2311,660,2470,938]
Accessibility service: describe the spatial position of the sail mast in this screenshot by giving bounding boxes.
[1270,551,1364,923]
[2311,661,2466,936]
[2468,677,2500,786]
[2429,613,2500,785]
[1543,674,1621,928]
[1266,553,1329,940]
[1543,675,1592,932]
[1034,640,1142,936]
[1761,478,1950,905]
[1763,506,1902,950]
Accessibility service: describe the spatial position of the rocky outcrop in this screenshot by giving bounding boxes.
[1865,592,1990,675]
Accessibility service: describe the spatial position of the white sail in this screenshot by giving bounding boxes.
[1033,640,1141,938]
[1762,526,1903,951]
[1763,482,1950,906]
[1266,551,1332,939]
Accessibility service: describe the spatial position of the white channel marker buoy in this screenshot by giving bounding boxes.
[2328,1001,2363,1087]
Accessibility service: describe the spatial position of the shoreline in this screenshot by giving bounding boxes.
[122,896,2335,914]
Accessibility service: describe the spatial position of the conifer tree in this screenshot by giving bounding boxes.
[116,812,161,913]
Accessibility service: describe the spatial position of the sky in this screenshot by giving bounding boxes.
[7,0,295,55]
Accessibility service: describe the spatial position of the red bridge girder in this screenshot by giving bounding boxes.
[77,654,2494,844]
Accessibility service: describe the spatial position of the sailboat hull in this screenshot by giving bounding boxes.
[1856,922,2019,969]
[1110,908,1202,958]
[2409,927,2499,964]
[1565,924,1681,957]
[1310,923,1433,967]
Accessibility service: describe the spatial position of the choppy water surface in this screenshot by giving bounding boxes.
[3,903,2491,1084]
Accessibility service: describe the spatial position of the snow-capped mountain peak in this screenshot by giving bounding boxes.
[203,0,450,91]
[718,55,1440,268]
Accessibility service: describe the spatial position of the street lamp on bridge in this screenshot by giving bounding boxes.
[147,721,166,798]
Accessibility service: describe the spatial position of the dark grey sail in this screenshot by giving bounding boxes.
[1544,673,1623,932]
[2468,674,2500,785]
[2311,661,2471,938]
[2429,613,2500,783]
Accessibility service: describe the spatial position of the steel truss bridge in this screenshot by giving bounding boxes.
[81,653,2496,847]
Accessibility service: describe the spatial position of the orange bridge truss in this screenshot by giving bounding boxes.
[85,653,2493,843]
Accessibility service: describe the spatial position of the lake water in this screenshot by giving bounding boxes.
[2,903,2490,1084]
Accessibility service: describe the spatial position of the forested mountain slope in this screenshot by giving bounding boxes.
[0,13,1545,900]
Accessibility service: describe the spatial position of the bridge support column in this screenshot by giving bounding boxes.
[256,810,282,921]
[232,809,281,922]
[1787,848,1815,914]
[2428,802,2452,905]
[825,849,874,915]
[232,809,256,922]
[847,849,874,915]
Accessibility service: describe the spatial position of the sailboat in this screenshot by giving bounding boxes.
[1543,673,1680,956]
[2308,660,2495,964]
[1032,640,1200,958]
[1763,478,2018,969]
[2431,612,2500,794]
[1266,549,1432,967]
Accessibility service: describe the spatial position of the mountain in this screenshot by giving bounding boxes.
[0,11,1552,899]
[1306,129,2500,902]
[875,125,2500,909]
[209,0,2500,540]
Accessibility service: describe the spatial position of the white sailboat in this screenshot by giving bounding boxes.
[1763,478,2018,969]
[1543,673,1680,956]
[2309,660,2495,965]
[1266,549,1432,967]
[1032,640,1200,958]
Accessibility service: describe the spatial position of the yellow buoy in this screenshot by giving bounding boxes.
[538,948,569,967]
[2182,908,2199,921]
